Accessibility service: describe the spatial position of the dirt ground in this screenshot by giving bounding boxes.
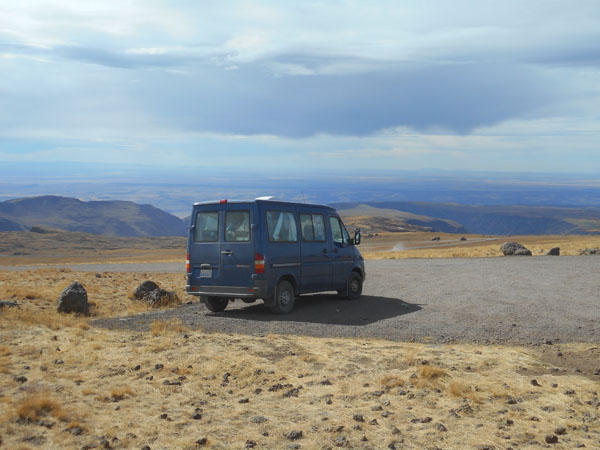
[0,270,598,449]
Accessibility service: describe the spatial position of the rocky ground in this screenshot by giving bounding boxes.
[0,270,598,449]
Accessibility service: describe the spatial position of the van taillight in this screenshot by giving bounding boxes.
[254,252,265,274]
[186,253,190,273]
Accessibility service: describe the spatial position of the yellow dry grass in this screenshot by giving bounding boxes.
[0,270,599,448]
[361,233,600,259]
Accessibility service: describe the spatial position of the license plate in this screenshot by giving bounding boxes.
[199,269,212,278]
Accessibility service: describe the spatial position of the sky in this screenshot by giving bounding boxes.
[1,0,600,175]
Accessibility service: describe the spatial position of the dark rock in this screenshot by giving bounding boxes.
[554,426,567,435]
[0,300,19,309]
[239,398,249,403]
[432,237,440,241]
[57,282,89,314]
[244,440,257,449]
[460,237,467,241]
[371,405,383,411]
[334,435,348,447]
[580,248,600,255]
[196,437,208,446]
[531,379,540,387]
[546,247,560,256]
[15,375,27,383]
[159,413,168,419]
[501,242,532,256]
[155,364,164,370]
[545,434,558,444]
[285,430,303,441]
[192,413,202,420]
[95,273,102,278]
[353,414,364,422]
[436,423,447,432]
[133,281,159,299]
[141,446,151,450]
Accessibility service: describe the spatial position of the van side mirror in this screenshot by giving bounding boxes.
[353,228,361,245]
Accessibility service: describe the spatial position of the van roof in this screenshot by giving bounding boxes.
[193,199,336,210]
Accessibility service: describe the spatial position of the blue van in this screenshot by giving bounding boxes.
[185,199,365,314]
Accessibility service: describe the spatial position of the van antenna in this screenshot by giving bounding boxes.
[302,191,306,203]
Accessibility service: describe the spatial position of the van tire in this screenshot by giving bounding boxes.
[270,280,295,314]
[205,296,229,312]
[338,271,363,299]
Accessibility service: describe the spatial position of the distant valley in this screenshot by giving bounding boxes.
[1,195,600,237]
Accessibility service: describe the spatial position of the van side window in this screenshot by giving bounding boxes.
[300,214,326,242]
[266,211,298,242]
[194,211,219,242]
[329,216,350,245]
[225,211,250,242]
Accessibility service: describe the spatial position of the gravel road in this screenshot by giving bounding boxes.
[72,256,598,345]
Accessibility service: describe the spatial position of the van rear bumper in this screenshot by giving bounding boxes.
[186,280,268,299]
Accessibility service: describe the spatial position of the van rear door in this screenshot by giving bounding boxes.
[189,206,222,286]
[220,204,254,287]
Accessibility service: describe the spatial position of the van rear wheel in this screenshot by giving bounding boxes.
[270,280,295,314]
[204,296,229,312]
[338,271,363,299]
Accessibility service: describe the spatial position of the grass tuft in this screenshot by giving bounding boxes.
[379,374,405,389]
[110,387,134,401]
[149,318,189,336]
[16,395,67,421]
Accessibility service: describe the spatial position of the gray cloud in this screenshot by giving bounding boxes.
[132,60,559,137]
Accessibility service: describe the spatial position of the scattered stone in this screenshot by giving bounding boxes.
[285,430,303,441]
[0,300,19,309]
[391,427,401,435]
[410,417,432,424]
[531,379,540,387]
[54,359,64,365]
[460,237,467,241]
[368,419,378,425]
[284,387,302,398]
[554,426,567,435]
[564,389,575,395]
[371,405,383,411]
[436,423,447,432]
[192,413,202,420]
[320,379,332,385]
[353,414,364,422]
[251,415,267,424]
[501,242,532,256]
[432,237,440,241]
[244,440,257,449]
[132,281,179,307]
[57,281,89,314]
[159,413,168,420]
[95,273,102,278]
[546,247,560,256]
[545,434,558,444]
[334,435,348,447]
[155,364,164,370]
[239,398,249,404]
[579,248,600,255]
[196,437,208,446]
[15,375,27,383]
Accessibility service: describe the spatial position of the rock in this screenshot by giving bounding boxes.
[554,426,567,435]
[285,430,303,441]
[0,300,19,309]
[239,398,249,403]
[15,375,27,383]
[334,436,348,447]
[132,281,179,307]
[545,434,558,444]
[133,281,160,299]
[436,423,447,432]
[546,247,560,256]
[579,248,600,255]
[192,413,202,420]
[196,437,208,446]
[57,282,89,314]
[251,415,267,424]
[244,440,257,449]
[432,237,440,241]
[353,414,364,422]
[531,379,540,387]
[460,237,467,241]
[501,242,532,256]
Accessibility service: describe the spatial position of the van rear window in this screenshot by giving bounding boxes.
[266,211,298,242]
[194,211,219,242]
[225,211,250,242]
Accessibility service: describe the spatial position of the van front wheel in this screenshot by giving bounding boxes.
[270,280,295,314]
[205,296,229,312]
[338,272,363,299]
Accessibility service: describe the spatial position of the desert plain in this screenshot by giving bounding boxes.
[0,229,599,449]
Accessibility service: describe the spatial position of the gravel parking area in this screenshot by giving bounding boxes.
[88,256,600,345]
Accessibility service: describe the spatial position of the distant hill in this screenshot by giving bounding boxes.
[334,202,600,235]
[0,196,187,237]
[338,204,467,234]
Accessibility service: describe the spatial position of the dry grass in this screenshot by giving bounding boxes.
[0,269,599,448]
[15,395,68,422]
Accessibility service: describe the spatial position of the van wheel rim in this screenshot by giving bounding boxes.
[350,279,359,293]
[279,290,291,306]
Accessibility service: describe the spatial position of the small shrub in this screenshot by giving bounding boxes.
[418,365,447,380]
[16,395,67,421]
[380,374,405,389]
[111,386,134,401]
[149,318,189,336]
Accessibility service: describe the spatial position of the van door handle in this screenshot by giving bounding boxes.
[221,250,233,255]
[322,248,328,254]
[333,248,338,254]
